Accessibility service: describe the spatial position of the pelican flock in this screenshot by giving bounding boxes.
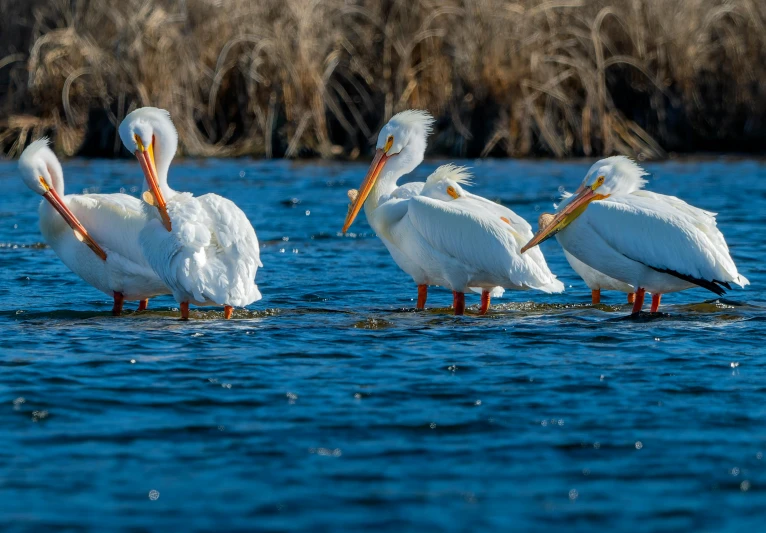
[18,108,750,319]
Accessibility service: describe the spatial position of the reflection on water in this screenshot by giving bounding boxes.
[1,157,765,531]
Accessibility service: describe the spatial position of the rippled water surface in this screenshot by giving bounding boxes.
[1,157,766,532]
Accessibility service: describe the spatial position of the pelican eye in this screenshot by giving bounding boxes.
[383,135,394,153]
[446,185,459,199]
[591,175,605,190]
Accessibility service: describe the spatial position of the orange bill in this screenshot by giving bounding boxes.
[521,187,606,253]
[135,136,172,232]
[42,184,107,261]
[342,148,389,233]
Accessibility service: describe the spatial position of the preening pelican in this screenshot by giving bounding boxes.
[523,156,748,314]
[342,110,563,315]
[118,108,262,320]
[19,139,169,314]
[538,212,635,304]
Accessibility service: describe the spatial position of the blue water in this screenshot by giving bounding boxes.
[1,156,765,532]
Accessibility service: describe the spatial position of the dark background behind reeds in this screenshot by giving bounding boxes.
[2,0,765,160]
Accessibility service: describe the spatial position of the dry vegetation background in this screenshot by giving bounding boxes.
[1,0,765,159]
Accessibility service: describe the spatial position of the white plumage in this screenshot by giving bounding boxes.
[523,156,748,313]
[18,139,169,311]
[562,250,634,293]
[119,107,262,317]
[411,165,563,293]
[342,111,562,314]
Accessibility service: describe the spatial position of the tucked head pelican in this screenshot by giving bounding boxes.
[119,107,262,320]
[19,139,106,261]
[18,139,169,314]
[523,156,748,314]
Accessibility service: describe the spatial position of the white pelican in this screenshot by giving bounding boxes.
[342,110,563,315]
[522,156,749,313]
[538,212,635,305]
[18,138,169,314]
[118,107,262,320]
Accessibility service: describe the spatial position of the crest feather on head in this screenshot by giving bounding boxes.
[389,109,435,134]
[19,137,51,160]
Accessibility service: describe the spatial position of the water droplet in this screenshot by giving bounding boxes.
[731,467,740,476]
[239,171,245,178]
[130,359,136,364]
[741,480,751,491]
[756,452,762,460]
[541,420,548,426]
[730,362,740,368]
[354,393,362,399]
[569,489,579,500]
[635,441,643,450]
[221,383,232,389]
[429,422,437,429]
[474,400,482,406]
[594,442,601,449]
[148,490,160,500]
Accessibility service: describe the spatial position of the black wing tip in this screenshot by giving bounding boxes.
[650,266,728,296]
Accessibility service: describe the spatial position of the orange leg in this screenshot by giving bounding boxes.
[479,290,491,315]
[224,305,233,319]
[137,299,149,311]
[631,288,646,314]
[417,284,427,309]
[180,302,190,320]
[627,292,635,304]
[650,293,662,313]
[112,292,124,316]
[591,289,601,304]
[452,291,465,316]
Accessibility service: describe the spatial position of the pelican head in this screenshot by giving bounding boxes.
[421,164,473,201]
[521,156,648,253]
[119,107,178,231]
[343,109,435,232]
[18,139,107,260]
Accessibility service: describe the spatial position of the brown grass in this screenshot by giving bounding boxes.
[2,0,765,159]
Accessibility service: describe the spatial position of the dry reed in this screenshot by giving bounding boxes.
[1,0,765,159]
